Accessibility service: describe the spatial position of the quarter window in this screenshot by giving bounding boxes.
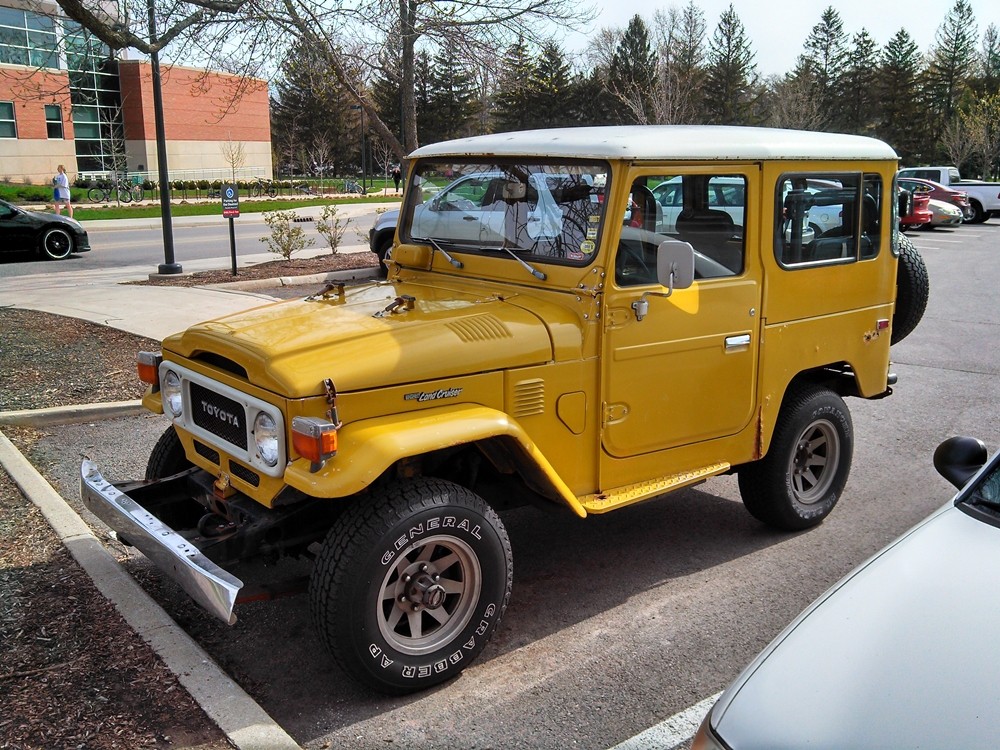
[45,104,63,139]
[0,102,16,138]
[776,174,881,267]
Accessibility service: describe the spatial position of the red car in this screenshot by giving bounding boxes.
[901,191,933,228]
[899,176,973,221]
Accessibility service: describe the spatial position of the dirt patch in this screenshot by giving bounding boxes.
[0,441,231,750]
[0,308,159,412]
[131,252,379,288]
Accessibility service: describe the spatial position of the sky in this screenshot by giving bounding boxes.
[560,0,1000,76]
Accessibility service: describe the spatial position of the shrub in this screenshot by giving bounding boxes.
[197,179,210,190]
[315,204,351,254]
[260,210,313,260]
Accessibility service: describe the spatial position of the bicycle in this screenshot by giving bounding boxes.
[88,178,143,203]
[344,179,367,196]
[292,181,317,196]
[250,177,277,198]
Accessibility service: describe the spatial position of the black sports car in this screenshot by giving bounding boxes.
[0,198,91,260]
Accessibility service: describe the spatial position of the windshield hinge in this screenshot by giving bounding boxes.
[602,402,628,428]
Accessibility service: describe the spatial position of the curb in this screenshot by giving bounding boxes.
[0,430,302,750]
[0,400,146,427]
[205,266,381,292]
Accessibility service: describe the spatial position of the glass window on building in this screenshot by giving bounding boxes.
[0,101,15,138]
[45,104,63,139]
[64,21,124,174]
[0,8,58,68]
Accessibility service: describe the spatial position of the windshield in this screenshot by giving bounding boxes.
[401,160,610,267]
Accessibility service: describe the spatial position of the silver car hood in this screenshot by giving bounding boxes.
[712,502,1000,750]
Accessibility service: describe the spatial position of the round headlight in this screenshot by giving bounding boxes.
[162,370,183,416]
[254,412,280,467]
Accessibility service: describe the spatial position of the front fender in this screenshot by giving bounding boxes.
[282,403,587,517]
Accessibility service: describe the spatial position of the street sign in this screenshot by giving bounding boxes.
[222,184,240,218]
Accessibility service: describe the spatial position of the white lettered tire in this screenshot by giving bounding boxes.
[310,477,512,693]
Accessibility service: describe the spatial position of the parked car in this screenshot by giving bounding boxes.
[926,197,965,228]
[693,436,1000,750]
[368,208,398,277]
[0,198,91,260]
[898,176,973,220]
[900,190,932,229]
[82,126,927,695]
[897,165,1000,223]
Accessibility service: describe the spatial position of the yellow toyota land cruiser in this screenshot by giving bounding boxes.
[81,126,928,694]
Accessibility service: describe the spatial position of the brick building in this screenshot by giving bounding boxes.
[0,0,271,184]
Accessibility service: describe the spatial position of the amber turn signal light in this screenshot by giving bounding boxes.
[292,416,338,471]
[137,351,162,386]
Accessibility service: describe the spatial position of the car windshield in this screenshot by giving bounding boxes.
[401,160,610,266]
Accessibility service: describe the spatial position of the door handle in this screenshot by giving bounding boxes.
[462,216,477,221]
[725,334,751,350]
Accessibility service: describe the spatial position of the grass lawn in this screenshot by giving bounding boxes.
[72,196,401,222]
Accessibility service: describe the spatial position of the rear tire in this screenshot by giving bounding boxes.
[738,385,853,531]
[891,233,929,345]
[310,477,512,694]
[970,200,989,224]
[146,426,192,480]
[40,227,73,260]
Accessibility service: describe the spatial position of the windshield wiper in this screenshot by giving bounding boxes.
[499,247,546,281]
[415,236,464,269]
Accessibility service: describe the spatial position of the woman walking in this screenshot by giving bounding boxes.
[53,164,72,218]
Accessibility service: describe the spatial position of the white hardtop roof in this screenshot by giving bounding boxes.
[409,125,898,162]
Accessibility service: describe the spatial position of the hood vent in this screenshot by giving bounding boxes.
[447,314,512,343]
[513,378,545,418]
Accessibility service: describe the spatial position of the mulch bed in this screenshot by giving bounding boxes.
[0,448,231,750]
[0,308,159,412]
[132,252,379,288]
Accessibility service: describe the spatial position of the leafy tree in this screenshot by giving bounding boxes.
[877,28,925,163]
[924,0,979,130]
[840,29,880,135]
[800,6,848,128]
[493,37,537,132]
[609,15,656,123]
[703,4,759,125]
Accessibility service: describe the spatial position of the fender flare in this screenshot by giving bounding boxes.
[282,403,587,517]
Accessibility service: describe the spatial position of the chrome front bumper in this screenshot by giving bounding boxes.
[80,460,243,624]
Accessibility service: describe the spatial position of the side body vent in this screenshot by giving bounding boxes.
[447,314,512,343]
[512,378,545,418]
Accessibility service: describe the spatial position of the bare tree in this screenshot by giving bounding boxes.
[370,135,394,191]
[220,131,247,182]
[963,94,1000,179]
[764,73,824,131]
[939,114,977,173]
[307,130,333,192]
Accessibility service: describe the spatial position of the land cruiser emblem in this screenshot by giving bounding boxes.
[404,388,463,402]
[200,400,240,427]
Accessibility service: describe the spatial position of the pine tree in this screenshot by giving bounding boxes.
[426,46,476,143]
[925,0,979,129]
[877,28,925,163]
[609,15,656,123]
[800,6,848,128]
[980,23,1000,97]
[840,29,879,135]
[493,37,536,132]
[413,50,436,145]
[568,69,619,126]
[526,41,574,129]
[370,33,404,146]
[703,4,758,125]
[675,0,707,119]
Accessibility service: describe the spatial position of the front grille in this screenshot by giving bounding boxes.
[190,382,247,449]
[229,461,260,487]
[193,440,220,465]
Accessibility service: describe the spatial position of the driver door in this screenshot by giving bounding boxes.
[601,167,762,460]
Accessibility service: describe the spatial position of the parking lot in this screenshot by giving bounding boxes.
[14,221,1000,749]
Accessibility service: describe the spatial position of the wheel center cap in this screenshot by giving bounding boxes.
[407,574,446,610]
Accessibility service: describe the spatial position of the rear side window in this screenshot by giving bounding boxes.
[775,173,882,267]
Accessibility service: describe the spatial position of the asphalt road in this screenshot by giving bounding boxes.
[19,222,1000,749]
[0,208,384,279]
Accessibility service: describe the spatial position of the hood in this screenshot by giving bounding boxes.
[712,504,1000,750]
[163,279,554,397]
[28,209,84,230]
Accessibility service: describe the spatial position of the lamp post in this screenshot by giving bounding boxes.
[349,104,366,190]
[147,0,180,274]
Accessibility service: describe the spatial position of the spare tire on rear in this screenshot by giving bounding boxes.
[891,232,929,345]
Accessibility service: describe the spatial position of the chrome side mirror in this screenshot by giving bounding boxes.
[934,436,988,489]
[632,240,695,322]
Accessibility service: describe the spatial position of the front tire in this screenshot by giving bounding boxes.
[146,426,192,479]
[738,385,853,531]
[40,227,73,260]
[970,200,989,224]
[374,235,392,278]
[310,477,512,694]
